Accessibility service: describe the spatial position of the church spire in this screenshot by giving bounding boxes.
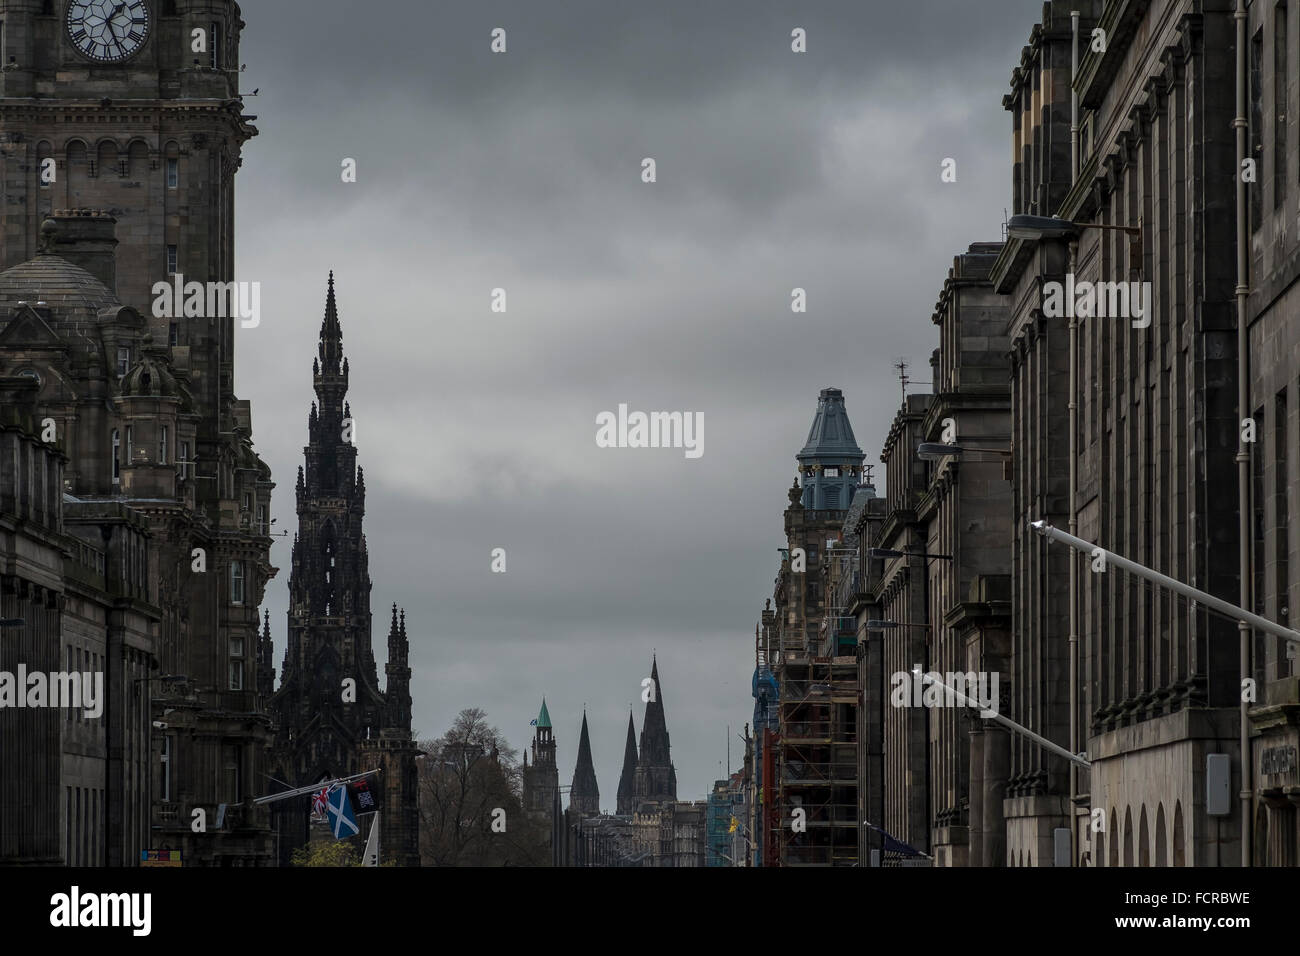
[616,710,638,815]
[634,655,677,805]
[569,710,600,816]
[318,270,343,373]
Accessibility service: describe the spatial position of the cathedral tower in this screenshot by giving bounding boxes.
[633,656,677,806]
[568,710,600,816]
[268,274,419,866]
[616,710,638,815]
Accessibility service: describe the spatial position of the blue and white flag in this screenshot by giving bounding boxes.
[326,785,359,840]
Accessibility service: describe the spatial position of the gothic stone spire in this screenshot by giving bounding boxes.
[616,709,638,815]
[569,710,600,816]
[633,656,677,805]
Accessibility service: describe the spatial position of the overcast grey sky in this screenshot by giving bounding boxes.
[232,1,1039,805]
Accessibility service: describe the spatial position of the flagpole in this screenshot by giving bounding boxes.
[363,812,381,866]
[252,768,381,805]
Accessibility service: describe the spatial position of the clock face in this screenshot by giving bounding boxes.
[67,0,150,63]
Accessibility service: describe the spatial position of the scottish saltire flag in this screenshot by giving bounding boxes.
[325,785,359,840]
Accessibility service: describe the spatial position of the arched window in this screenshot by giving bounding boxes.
[1123,807,1134,866]
[1155,804,1168,866]
[1173,802,1185,866]
[1139,807,1150,866]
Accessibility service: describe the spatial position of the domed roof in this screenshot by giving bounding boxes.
[797,387,864,462]
[120,342,182,399]
[0,254,118,315]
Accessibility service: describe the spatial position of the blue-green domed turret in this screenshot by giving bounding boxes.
[796,387,865,511]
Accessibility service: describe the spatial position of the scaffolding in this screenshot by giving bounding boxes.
[775,655,859,866]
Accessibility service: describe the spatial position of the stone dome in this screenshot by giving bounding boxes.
[120,336,193,411]
[120,350,180,399]
[0,254,119,317]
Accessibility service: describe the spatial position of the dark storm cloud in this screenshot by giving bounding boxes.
[233,0,1044,801]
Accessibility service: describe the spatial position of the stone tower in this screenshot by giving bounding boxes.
[616,711,638,815]
[522,699,559,816]
[0,0,256,421]
[633,656,677,806]
[797,388,866,509]
[0,1,275,865]
[268,274,419,866]
[568,710,600,816]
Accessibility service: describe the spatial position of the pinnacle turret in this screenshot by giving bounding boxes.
[795,387,865,510]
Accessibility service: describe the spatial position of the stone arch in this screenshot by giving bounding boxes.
[1108,810,1119,867]
[1094,829,1105,867]
[1139,806,1150,866]
[36,140,54,194]
[65,140,89,205]
[1155,803,1168,866]
[127,139,150,177]
[1173,801,1185,866]
[95,139,118,178]
[1123,807,1134,866]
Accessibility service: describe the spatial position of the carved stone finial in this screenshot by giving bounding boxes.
[38,218,57,254]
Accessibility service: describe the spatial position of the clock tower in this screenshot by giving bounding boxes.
[0,0,254,426]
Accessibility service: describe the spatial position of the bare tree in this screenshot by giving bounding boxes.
[418,707,548,866]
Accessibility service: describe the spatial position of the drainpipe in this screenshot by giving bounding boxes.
[1233,0,1252,868]
[1068,9,1081,866]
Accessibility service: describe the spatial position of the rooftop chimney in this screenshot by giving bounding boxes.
[39,210,118,294]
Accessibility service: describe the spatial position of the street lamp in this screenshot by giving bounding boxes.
[917,442,1012,461]
[1007,214,1142,262]
[869,547,953,562]
[1006,214,1079,240]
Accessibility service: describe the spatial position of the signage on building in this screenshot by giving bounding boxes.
[1260,745,1298,778]
[140,849,182,867]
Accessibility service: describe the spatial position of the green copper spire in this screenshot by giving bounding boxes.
[537,698,552,729]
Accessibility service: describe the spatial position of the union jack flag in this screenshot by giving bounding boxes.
[310,786,332,820]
